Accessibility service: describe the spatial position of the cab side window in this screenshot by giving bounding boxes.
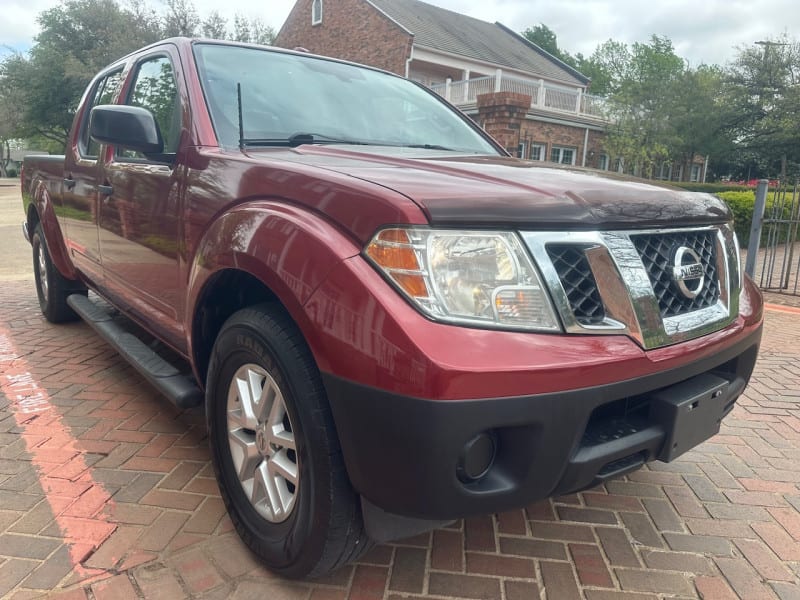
[80,70,123,158]
[122,56,181,158]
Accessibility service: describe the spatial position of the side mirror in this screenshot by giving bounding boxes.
[89,105,164,155]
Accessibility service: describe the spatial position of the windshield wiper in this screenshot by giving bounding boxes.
[402,143,455,151]
[238,132,372,148]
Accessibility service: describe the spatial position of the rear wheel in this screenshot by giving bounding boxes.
[207,304,370,578]
[32,224,86,323]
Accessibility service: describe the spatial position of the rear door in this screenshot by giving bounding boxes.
[62,69,124,285]
[97,48,187,349]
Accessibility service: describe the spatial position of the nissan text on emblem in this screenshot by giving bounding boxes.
[672,246,705,299]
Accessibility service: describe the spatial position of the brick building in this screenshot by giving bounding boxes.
[276,0,706,180]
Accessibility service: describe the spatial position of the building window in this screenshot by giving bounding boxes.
[550,146,575,165]
[312,0,322,25]
[597,154,608,171]
[690,164,701,182]
[530,143,546,161]
[517,141,527,159]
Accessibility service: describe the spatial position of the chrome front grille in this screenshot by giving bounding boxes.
[546,245,605,325]
[631,230,720,318]
[522,226,740,350]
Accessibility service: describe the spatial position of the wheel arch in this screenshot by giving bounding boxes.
[186,201,361,388]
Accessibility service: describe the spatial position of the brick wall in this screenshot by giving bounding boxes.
[275,0,413,75]
[475,92,532,153]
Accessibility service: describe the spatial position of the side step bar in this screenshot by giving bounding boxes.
[67,294,203,409]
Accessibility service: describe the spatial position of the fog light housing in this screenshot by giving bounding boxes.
[457,431,496,483]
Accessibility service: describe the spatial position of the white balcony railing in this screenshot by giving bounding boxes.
[430,72,608,120]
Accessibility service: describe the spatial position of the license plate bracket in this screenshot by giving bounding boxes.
[650,373,731,462]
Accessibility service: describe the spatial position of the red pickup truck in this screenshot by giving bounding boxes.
[22,38,763,578]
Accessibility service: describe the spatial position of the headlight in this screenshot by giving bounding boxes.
[365,227,561,331]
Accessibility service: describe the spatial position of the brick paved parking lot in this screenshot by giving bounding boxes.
[2,179,800,599]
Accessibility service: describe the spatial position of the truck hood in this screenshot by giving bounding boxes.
[265,146,730,229]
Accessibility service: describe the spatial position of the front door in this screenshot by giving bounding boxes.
[98,51,186,349]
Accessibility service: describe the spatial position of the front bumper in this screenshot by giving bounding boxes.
[323,324,761,520]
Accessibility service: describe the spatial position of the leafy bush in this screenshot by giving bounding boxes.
[670,182,756,193]
[716,190,795,247]
[6,168,17,178]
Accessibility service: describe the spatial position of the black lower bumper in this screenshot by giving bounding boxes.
[323,328,761,520]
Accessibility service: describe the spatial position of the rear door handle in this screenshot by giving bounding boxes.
[97,184,113,196]
[63,178,75,190]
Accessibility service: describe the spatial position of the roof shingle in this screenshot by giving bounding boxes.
[367,0,588,86]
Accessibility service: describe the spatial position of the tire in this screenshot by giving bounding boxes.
[207,304,370,578]
[32,223,87,323]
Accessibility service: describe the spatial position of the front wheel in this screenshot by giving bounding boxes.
[207,304,370,578]
[32,223,86,323]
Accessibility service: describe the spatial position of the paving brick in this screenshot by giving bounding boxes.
[498,536,566,560]
[465,552,535,578]
[641,498,683,532]
[388,546,426,593]
[616,569,694,595]
[706,502,773,521]
[570,543,613,587]
[431,529,463,571]
[158,461,204,490]
[84,525,143,570]
[768,506,800,540]
[0,533,61,559]
[112,473,162,503]
[171,548,224,595]
[596,527,640,567]
[529,521,594,542]
[663,485,708,518]
[715,557,780,600]
[605,481,664,498]
[685,518,758,538]
[205,535,263,579]
[739,478,799,493]
[582,492,644,512]
[619,512,663,547]
[504,580,541,600]
[641,549,714,574]
[540,560,581,600]
[464,516,495,552]
[138,511,190,552]
[349,565,388,600]
[585,592,659,600]
[752,521,800,561]
[663,532,732,556]
[684,474,728,502]
[496,509,527,535]
[0,559,38,598]
[526,500,555,521]
[358,545,393,566]
[771,582,800,600]
[733,539,795,582]
[183,496,226,534]
[8,500,53,535]
[131,564,186,599]
[91,573,138,600]
[556,506,618,525]
[140,489,204,511]
[695,575,739,600]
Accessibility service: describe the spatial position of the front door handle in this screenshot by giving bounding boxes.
[97,184,113,196]
[63,178,75,190]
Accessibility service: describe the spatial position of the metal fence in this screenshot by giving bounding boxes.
[746,179,800,296]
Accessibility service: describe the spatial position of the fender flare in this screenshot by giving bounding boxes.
[185,200,362,375]
[29,179,80,281]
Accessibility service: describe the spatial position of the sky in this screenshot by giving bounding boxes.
[1,0,798,66]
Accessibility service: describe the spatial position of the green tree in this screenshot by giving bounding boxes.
[724,36,800,178]
[1,0,163,147]
[162,0,200,37]
[202,10,228,39]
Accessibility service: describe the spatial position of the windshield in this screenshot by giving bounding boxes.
[193,43,499,154]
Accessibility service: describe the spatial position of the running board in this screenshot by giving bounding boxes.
[67,294,203,409]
